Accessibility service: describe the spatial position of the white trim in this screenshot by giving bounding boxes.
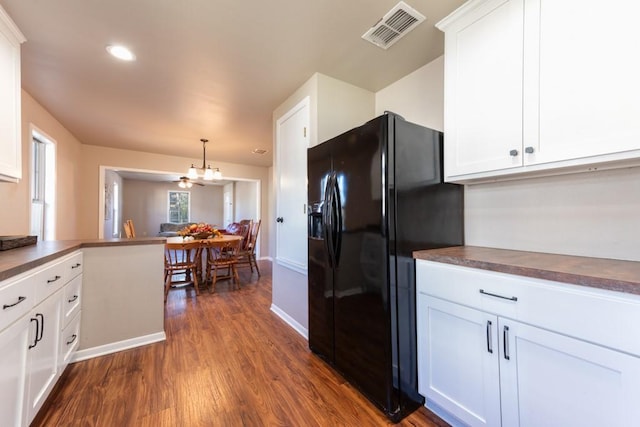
[270,304,308,340]
[276,259,308,276]
[71,331,166,362]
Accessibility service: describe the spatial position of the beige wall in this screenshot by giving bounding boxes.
[375,55,445,131]
[122,179,224,237]
[0,90,82,239]
[234,180,258,222]
[78,144,270,256]
[375,56,640,262]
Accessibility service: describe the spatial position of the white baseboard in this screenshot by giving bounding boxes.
[72,331,167,362]
[258,256,273,261]
[270,304,308,340]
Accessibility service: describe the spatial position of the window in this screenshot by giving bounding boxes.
[168,191,190,223]
[30,129,56,241]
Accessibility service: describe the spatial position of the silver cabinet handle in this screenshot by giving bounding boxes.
[479,289,518,302]
[509,149,519,157]
[525,146,535,154]
[486,320,493,354]
[503,325,510,360]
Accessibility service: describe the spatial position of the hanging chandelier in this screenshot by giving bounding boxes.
[186,138,222,181]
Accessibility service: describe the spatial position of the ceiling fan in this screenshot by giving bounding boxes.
[173,176,204,188]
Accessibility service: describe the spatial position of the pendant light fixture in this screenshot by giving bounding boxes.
[187,138,222,181]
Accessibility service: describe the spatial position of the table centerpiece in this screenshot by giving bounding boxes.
[178,223,222,240]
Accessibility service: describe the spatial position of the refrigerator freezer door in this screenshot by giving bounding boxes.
[331,116,395,412]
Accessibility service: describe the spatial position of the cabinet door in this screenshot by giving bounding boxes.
[418,294,501,427]
[528,0,640,164]
[24,290,62,425]
[0,7,24,181]
[499,319,640,427]
[441,0,524,178]
[0,316,30,427]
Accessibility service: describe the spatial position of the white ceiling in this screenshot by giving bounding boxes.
[1,0,464,168]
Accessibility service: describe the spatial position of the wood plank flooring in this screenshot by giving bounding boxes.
[33,261,448,427]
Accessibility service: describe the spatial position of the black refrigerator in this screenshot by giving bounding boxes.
[307,112,464,422]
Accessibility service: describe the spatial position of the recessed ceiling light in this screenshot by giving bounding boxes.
[252,148,268,155]
[106,44,136,61]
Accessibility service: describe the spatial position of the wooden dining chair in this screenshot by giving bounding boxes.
[123,219,136,238]
[204,238,242,292]
[164,241,202,301]
[236,219,261,276]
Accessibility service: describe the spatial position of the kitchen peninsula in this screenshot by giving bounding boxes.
[0,237,166,356]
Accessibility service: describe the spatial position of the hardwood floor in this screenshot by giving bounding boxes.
[33,261,448,427]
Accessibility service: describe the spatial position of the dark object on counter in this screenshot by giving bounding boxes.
[0,235,38,251]
[307,112,464,422]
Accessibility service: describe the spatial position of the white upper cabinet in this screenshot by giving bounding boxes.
[439,0,525,177]
[0,6,25,182]
[438,0,640,182]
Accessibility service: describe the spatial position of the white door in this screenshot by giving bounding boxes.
[499,319,640,427]
[528,0,640,165]
[418,295,502,427]
[442,0,524,178]
[275,97,309,274]
[0,316,30,427]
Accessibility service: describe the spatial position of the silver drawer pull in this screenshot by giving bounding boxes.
[479,289,518,302]
[3,296,26,309]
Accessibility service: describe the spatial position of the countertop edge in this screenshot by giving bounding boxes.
[0,238,167,282]
[413,246,640,296]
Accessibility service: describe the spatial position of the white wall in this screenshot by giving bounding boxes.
[375,55,445,131]
[375,55,640,262]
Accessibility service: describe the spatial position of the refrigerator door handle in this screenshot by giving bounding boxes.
[323,173,335,268]
[332,173,342,267]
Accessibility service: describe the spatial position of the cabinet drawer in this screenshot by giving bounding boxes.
[62,275,81,328]
[417,260,640,356]
[0,271,36,332]
[64,251,83,281]
[33,259,67,304]
[60,311,80,370]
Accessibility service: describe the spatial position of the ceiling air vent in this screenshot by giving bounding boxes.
[362,1,426,49]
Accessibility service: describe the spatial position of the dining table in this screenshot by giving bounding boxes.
[165,234,244,288]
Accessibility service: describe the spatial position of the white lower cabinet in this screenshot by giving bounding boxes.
[0,316,30,427]
[0,249,83,426]
[418,295,500,426]
[24,288,63,425]
[417,260,640,427]
[499,319,640,427]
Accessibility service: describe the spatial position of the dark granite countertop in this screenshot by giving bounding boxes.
[0,237,166,282]
[413,246,640,296]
